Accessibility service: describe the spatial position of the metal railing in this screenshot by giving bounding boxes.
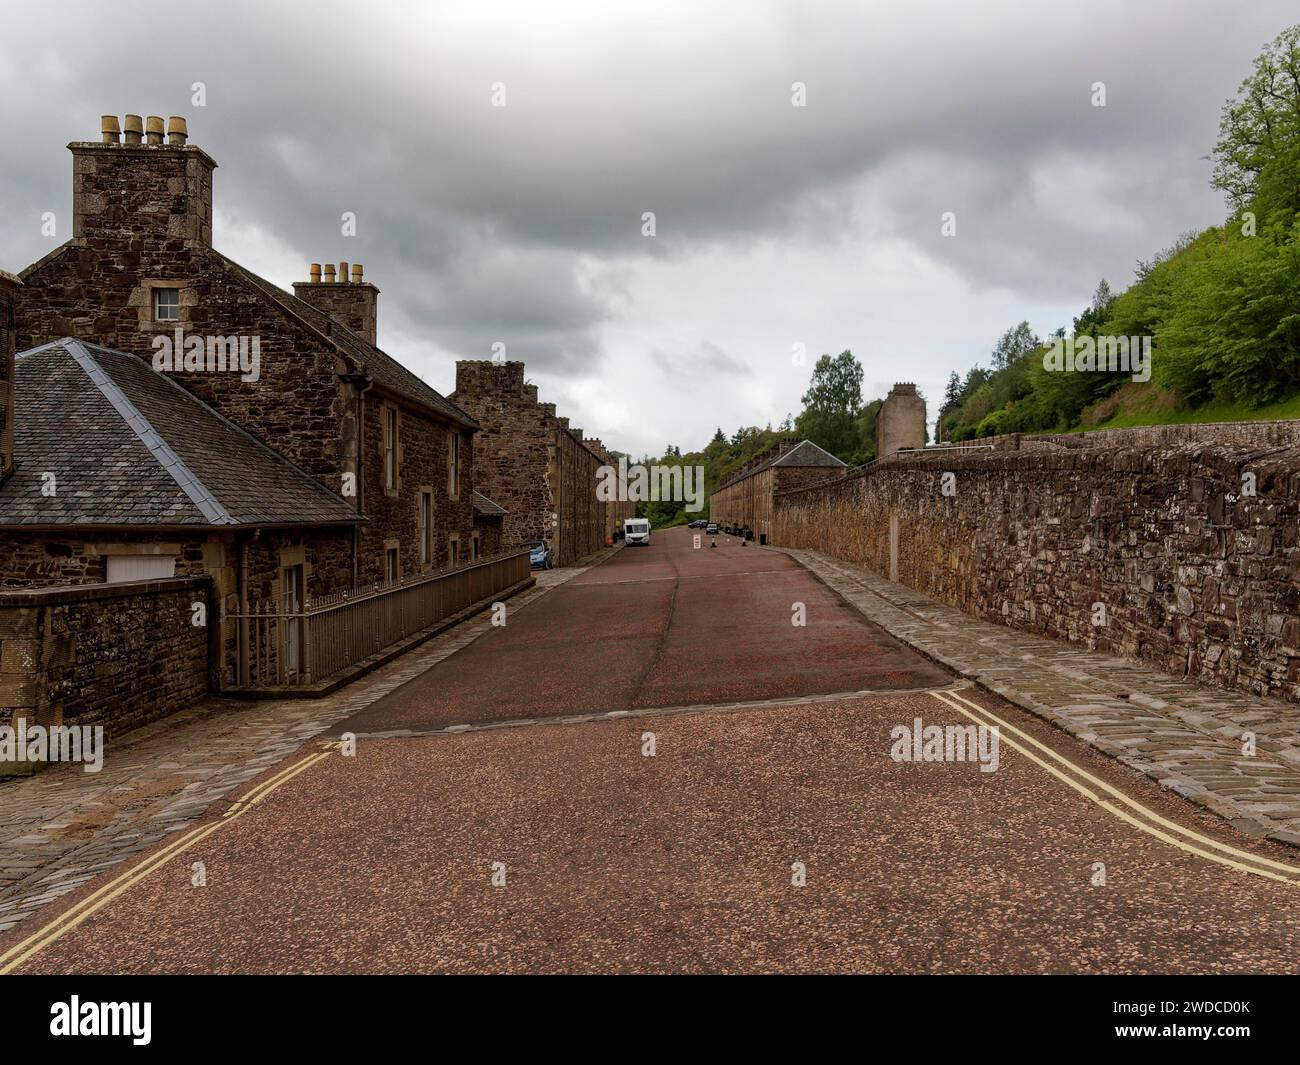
[225,549,531,689]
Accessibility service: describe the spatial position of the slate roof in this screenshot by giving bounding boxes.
[471,490,507,517]
[214,254,478,430]
[716,439,846,491]
[0,340,362,528]
[771,440,847,468]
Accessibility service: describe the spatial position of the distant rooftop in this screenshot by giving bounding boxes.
[716,439,846,491]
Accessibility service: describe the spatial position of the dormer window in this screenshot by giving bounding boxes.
[153,288,180,322]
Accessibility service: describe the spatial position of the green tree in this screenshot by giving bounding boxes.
[794,350,863,461]
[991,321,1040,370]
[1213,25,1300,221]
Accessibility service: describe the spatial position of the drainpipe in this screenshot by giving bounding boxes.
[343,373,374,588]
[237,531,255,687]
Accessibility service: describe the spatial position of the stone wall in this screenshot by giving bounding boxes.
[772,432,1300,705]
[358,393,476,583]
[473,514,504,556]
[0,576,210,738]
[0,533,212,589]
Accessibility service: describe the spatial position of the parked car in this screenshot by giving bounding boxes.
[689,519,709,528]
[706,522,719,535]
[624,518,651,545]
[525,540,553,569]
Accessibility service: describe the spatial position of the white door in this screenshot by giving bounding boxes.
[282,566,303,680]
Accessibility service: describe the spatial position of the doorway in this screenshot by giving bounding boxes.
[281,564,304,681]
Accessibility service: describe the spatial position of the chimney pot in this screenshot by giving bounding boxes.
[166,115,188,145]
[123,114,143,145]
[323,263,337,283]
[145,115,164,145]
[351,264,363,283]
[309,263,322,284]
[100,115,121,144]
[339,261,349,283]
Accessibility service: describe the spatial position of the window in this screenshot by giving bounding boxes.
[418,490,434,565]
[153,288,180,322]
[448,536,459,568]
[471,533,481,561]
[385,546,399,584]
[106,555,175,584]
[384,407,399,491]
[448,431,460,499]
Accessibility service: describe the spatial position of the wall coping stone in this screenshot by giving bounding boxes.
[0,575,209,608]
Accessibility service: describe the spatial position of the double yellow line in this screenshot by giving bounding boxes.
[0,742,338,974]
[928,689,1300,886]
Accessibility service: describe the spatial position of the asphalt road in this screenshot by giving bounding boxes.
[4,525,1300,974]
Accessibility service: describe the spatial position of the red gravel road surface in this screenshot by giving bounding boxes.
[6,689,1300,974]
[333,525,951,735]
[4,526,1300,974]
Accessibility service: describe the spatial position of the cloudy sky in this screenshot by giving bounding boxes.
[1,1,1294,456]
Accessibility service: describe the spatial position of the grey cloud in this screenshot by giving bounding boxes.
[650,341,756,380]
[1,0,1295,453]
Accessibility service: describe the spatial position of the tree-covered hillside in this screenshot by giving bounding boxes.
[941,25,1300,442]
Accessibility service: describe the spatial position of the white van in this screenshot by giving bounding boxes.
[623,518,651,546]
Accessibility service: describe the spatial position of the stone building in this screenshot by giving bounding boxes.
[875,382,927,459]
[710,439,846,542]
[0,338,360,694]
[585,437,635,542]
[0,115,539,737]
[452,360,610,565]
[11,115,486,591]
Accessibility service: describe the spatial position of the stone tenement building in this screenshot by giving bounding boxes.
[709,439,846,542]
[586,436,635,543]
[452,361,611,565]
[9,115,496,594]
[0,115,525,732]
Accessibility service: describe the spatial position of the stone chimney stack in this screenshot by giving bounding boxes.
[453,360,525,400]
[293,260,380,346]
[73,115,215,247]
[875,382,927,459]
[0,271,20,482]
